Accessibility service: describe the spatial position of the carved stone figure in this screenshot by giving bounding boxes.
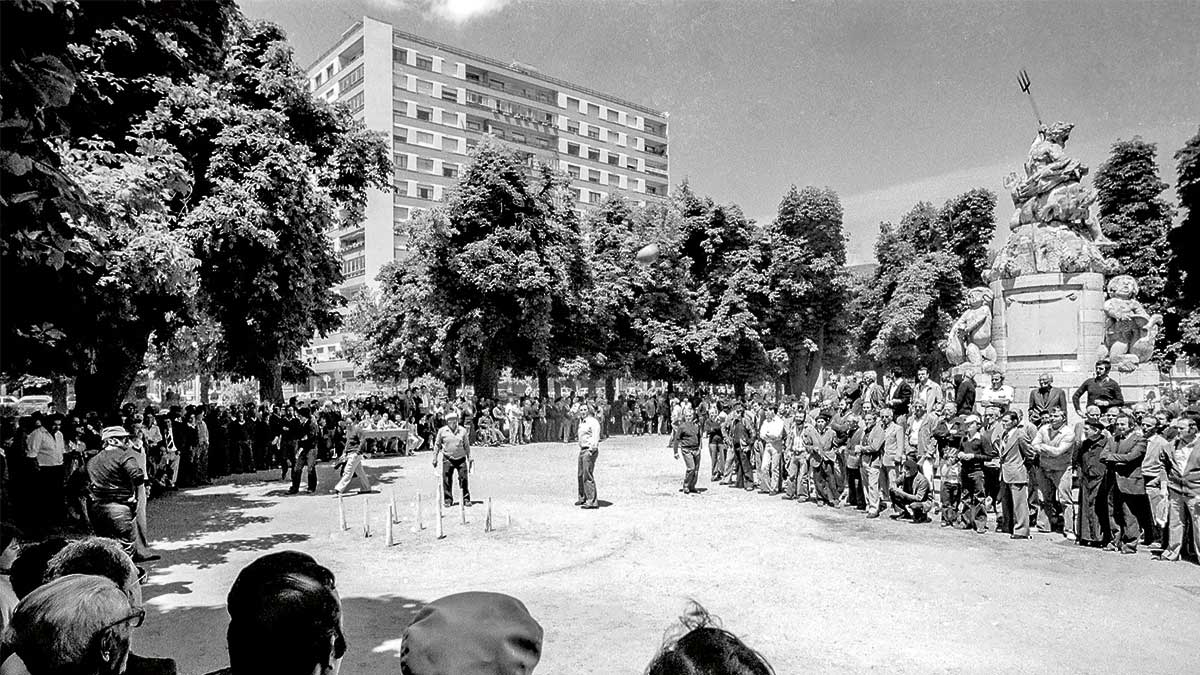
[945,287,997,372]
[989,122,1116,280]
[1100,275,1161,371]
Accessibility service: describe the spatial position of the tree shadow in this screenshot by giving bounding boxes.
[137,593,431,675]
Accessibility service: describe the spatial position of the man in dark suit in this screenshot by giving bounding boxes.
[1101,413,1148,553]
[886,369,913,426]
[954,372,976,416]
[1028,373,1068,418]
[997,411,1035,538]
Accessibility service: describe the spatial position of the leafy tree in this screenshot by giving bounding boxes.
[764,185,849,396]
[1167,127,1200,367]
[1095,138,1175,352]
[139,21,391,404]
[387,141,587,399]
[938,188,998,288]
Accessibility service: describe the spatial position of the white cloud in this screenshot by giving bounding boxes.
[369,0,511,24]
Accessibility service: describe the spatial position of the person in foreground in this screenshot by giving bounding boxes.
[645,602,774,675]
[399,591,543,675]
[203,551,345,675]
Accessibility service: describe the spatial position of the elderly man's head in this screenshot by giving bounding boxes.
[5,574,139,675]
[43,536,143,606]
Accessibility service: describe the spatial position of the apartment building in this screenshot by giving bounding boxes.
[294,16,670,395]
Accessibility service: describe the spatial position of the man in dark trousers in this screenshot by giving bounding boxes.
[997,411,1035,538]
[1101,413,1148,553]
[671,410,702,494]
[1072,358,1125,415]
[886,369,913,427]
[288,407,320,494]
[1028,373,1068,418]
[954,372,976,416]
[433,410,472,507]
[957,414,996,533]
[722,403,755,490]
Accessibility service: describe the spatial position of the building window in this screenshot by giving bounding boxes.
[587,148,600,162]
[325,64,333,80]
[416,130,435,145]
[626,159,638,170]
[394,128,408,145]
[511,131,525,143]
[566,142,580,156]
[566,164,580,179]
[491,78,505,90]
[394,205,410,221]
[443,165,459,178]
[564,96,580,110]
[393,111,408,125]
[393,47,407,63]
[342,256,366,278]
[587,127,600,140]
[338,64,364,91]
[466,119,482,131]
[441,87,458,103]
[344,92,364,112]
[415,54,433,71]
[416,184,434,200]
[567,121,579,135]
[607,109,620,123]
[587,102,601,116]
[393,153,407,170]
[587,169,601,183]
[416,106,432,121]
[606,153,620,166]
[416,157,435,172]
[416,79,434,96]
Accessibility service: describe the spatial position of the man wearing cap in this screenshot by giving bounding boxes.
[1072,359,1125,415]
[433,410,472,508]
[889,458,933,523]
[400,592,543,675]
[86,426,146,555]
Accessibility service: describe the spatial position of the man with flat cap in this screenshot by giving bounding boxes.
[401,591,543,675]
[433,410,472,508]
[86,426,146,555]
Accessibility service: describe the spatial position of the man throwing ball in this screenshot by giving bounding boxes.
[433,410,472,508]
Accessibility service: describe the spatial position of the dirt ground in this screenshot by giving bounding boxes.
[136,434,1200,674]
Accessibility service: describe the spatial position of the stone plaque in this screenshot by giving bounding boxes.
[1004,287,1080,357]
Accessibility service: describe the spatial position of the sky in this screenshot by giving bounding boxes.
[242,0,1200,263]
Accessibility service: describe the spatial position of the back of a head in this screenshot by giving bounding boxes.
[400,591,542,675]
[44,537,137,597]
[227,571,343,675]
[9,538,72,600]
[226,551,334,618]
[6,574,134,675]
[645,604,774,675]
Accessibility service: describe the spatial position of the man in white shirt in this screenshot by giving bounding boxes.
[757,406,787,495]
[1033,408,1076,537]
[978,372,1015,413]
[27,414,66,535]
[576,404,602,509]
[914,366,944,411]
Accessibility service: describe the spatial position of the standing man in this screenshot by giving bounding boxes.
[1033,408,1076,538]
[1142,411,1174,548]
[576,403,601,509]
[671,410,702,494]
[803,414,839,507]
[1158,412,1200,563]
[1072,358,1125,415]
[1028,373,1068,418]
[86,426,145,556]
[953,372,977,416]
[886,369,913,427]
[332,412,374,496]
[914,367,943,411]
[997,411,1034,538]
[860,407,886,518]
[433,410,472,508]
[880,408,904,514]
[757,405,787,495]
[957,414,995,534]
[288,407,320,494]
[194,406,211,486]
[1100,414,1148,553]
[979,373,1015,413]
[723,403,754,491]
[26,414,67,535]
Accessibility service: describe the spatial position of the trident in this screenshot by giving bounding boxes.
[1017,69,1043,127]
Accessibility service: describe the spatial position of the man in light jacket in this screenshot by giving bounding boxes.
[576,404,602,509]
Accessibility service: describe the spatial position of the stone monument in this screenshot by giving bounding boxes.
[985,116,1160,411]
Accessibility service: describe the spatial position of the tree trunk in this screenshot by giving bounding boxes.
[774,379,783,401]
[472,358,498,400]
[782,375,793,396]
[538,370,550,400]
[75,325,153,416]
[259,359,284,406]
[199,373,212,405]
[604,376,616,402]
[51,376,70,413]
[443,376,458,399]
[734,381,746,398]
[553,377,561,399]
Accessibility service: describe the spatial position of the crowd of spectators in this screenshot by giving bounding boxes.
[0,537,773,675]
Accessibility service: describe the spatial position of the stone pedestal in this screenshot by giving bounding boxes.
[990,272,1104,421]
[990,272,1160,419]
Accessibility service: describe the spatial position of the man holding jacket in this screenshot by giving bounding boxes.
[997,411,1035,538]
[1101,414,1148,553]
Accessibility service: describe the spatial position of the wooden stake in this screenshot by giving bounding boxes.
[436,496,445,539]
[390,487,399,523]
[411,492,423,532]
[460,499,467,525]
[506,513,511,529]
[485,498,493,532]
[363,497,371,538]
[337,494,347,531]
[385,504,395,547]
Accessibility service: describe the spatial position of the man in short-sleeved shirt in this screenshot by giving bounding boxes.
[433,412,472,507]
[87,427,145,554]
